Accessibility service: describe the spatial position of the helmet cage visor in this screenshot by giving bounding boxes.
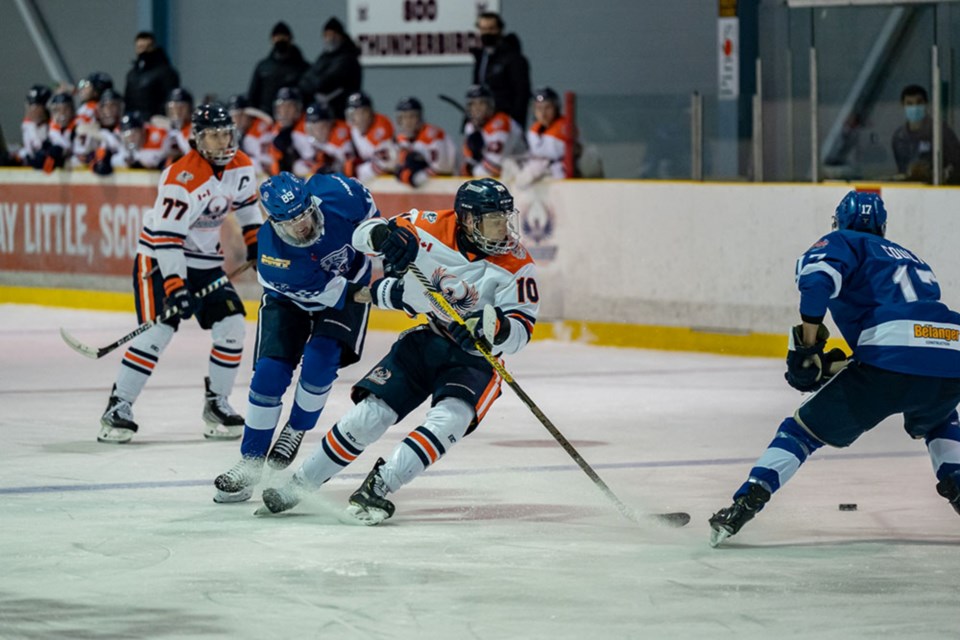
[468,207,520,255]
[270,199,325,247]
[195,125,239,166]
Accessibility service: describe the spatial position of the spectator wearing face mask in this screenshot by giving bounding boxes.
[247,22,310,114]
[471,11,531,128]
[298,17,362,120]
[891,84,960,184]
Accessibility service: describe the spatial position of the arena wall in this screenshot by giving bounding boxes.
[2,168,958,357]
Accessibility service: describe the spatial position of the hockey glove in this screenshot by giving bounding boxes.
[784,324,829,392]
[397,151,430,187]
[370,220,419,273]
[466,130,485,162]
[370,278,416,316]
[450,305,510,353]
[163,276,197,320]
[91,148,114,176]
[242,224,260,269]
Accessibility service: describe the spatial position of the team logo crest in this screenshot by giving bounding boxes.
[175,170,193,184]
[319,245,353,274]
[422,210,438,223]
[366,366,392,385]
[429,267,479,317]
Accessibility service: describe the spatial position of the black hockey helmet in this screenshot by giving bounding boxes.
[26,84,52,106]
[533,86,560,106]
[454,178,520,255]
[98,88,122,105]
[79,72,114,97]
[227,94,251,112]
[305,102,333,122]
[167,87,194,105]
[192,103,239,166]
[274,86,303,105]
[465,84,494,102]
[346,91,373,111]
[395,96,423,113]
[120,111,146,131]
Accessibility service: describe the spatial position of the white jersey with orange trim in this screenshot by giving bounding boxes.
[113,125,171,170]
[353,208,538,355]
[170,123,192,156]
[240,117,273,174]
[138,149,260,279]
[526,116,571,179]
[18,119,48,164]
[76,100,98,126]
[268,117,314,176]
[397,122,455,175]
[462,112,523,178]
[296,119,355,176]
[347,113,398,183]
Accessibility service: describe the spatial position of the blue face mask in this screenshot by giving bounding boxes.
[905,104,927,123]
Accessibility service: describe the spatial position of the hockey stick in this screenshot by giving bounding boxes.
[408,264,690,528]
[437,94,466,115]
[60,260,255,360]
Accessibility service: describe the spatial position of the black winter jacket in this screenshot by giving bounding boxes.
[471,34,532,127]
[124,47,180,117]
[248,44,310,113]
[298,38,362,119]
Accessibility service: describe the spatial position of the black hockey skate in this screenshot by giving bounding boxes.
[98,385,139,444]
[347,457,395,525]
[202,376,244,440]
[709,483,771,547]
[213,456,264,503]
[256,474,310,516]
[936,475,960,516]
[267,424,305,470]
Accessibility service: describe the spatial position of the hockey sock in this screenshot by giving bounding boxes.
[287,336,340,431]
[240,357,293,458]
[208,315,245,396]
[735,417,824,499]
[925,412,960,482]
[114,323,175,403]
[299,396,397,487]
[379,398,474,493]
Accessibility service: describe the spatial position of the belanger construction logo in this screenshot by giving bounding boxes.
[914,324,960,342]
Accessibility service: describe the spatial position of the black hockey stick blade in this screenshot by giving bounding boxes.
[651,511,691,528]
[437,93,466,115]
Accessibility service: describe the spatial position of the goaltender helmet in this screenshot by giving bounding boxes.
[259,171,325,247]
[833,190,887,237]
[454,178,520,256]
[191,103,238,166]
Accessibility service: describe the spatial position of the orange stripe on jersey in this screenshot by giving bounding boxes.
[474,371,502,423]
[409,431,440,463]
[210,349,242,363]
[125,352,156,370]
[140,231,184,245]
[163,276,185,296]
[325,431,358,462]
[243,228,258,245]
[137,255,154,321]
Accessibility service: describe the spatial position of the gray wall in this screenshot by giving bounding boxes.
[1,0,718,159]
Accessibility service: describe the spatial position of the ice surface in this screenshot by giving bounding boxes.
[1,305,957,639]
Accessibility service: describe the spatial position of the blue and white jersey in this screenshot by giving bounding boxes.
[257,173,378,311]
[796,229,960,378]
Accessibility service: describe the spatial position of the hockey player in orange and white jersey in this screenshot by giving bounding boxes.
[461,84,523,178]
[298,101,354,175]
[37,92,79,172]
[98,103,262,444]
[16,85,51,168]
[342,91,399,184]
[227,94,273,175]
[92,111,171,174]
[525,87,571,180]
[267,86,313,175]
[75,72,113,129]
[165,87,194,163]
[393,96,455,187]
[255,178,539,524]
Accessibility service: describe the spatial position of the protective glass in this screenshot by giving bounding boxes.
[196,125,239,166]
[271,200,325,247]
[470,208,520,255]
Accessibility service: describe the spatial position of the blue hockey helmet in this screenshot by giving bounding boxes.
[259,172,324,247]
[833,190,887,237]
[454,178,519,255]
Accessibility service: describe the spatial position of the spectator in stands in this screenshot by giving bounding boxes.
[471,11,531,128]
[393,96,455,187]
[247,21,309,114]
[124,31,180,117]
[298,17,362,119]
[342,91,398,184]
[891,84,960,184]
[14,85,51,167]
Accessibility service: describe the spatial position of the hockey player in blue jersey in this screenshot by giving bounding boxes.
[709,190,960,546]
[213,171,378,503]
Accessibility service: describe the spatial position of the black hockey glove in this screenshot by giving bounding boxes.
[450,305,510,353]
[370,220,418,273]
[397,151,431,187]
[370,278,416,316]
[784,324,829,392]
[164,276,197,320]
[242,224,260,270]
[91,149,114,176]
[466,130,485,162]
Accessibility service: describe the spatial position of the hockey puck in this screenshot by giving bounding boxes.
[838,503,857,511]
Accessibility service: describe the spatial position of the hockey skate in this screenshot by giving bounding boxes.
[256,474,310,516]
[346,457,395,526]
[936,475,960,516]
[213,456,264,503]
[267,423,305,470]
[98,386,138,444]
[708,483,771,547]
[202,376,244,440]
